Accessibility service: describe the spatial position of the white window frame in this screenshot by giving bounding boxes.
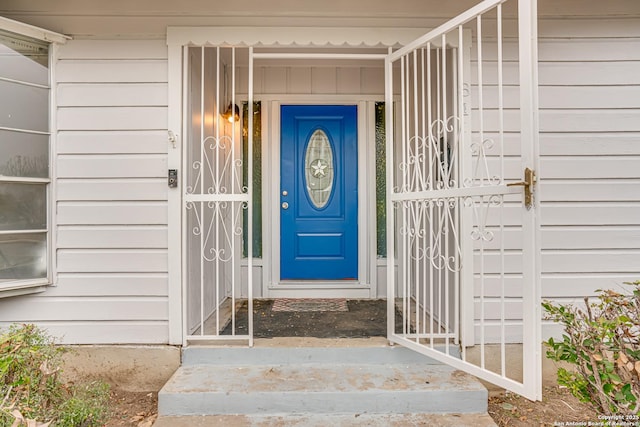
[0,17,68,298]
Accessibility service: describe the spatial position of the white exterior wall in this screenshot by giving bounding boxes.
[0,0,638,344]
[0,39,171,343]
[536,19,640,338]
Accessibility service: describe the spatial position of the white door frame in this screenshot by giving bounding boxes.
[261,97,377,299]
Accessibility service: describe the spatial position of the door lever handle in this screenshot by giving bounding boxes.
[507,167,535,210]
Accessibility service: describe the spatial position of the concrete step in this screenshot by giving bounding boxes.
[154,413,498,426]
[181,344,454,366]
[159,346,488,417]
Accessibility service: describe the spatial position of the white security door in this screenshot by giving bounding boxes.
[385,0,541,400]
[181,46,254,344]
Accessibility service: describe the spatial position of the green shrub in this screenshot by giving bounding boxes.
[543,281,640,416]
[0,324,110,426]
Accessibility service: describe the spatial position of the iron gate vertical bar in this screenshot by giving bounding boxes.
[385,49,396,340]
[231,47,236,335]
[475,14,486,369]
[453,29,461,347]
[497,3,507,378]
[181,45,189,346]
[214,46,221,335]
[248,46,255,347]
[412,50,420,342]
[401,55,408,335]
[459,25,473,357]
[420,48,427,339]
[427,43,435,348]
[199,46,205,336]
[518,0,542,400]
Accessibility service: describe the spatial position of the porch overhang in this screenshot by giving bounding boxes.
[0,16,70,43]
[166,26,429,48]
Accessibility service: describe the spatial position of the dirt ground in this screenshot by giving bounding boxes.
[105,390,158,427]
[488,385,601,426]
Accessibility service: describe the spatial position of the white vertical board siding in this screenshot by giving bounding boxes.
[0,39,170,344]
[240,65,385,96]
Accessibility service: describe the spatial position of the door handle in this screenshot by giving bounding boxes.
[282,202,289,210]
[507,167,535,210]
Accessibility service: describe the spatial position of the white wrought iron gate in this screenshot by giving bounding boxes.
[182,46,254,344]
[385,0,541,400]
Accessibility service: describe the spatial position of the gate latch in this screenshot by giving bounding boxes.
[168,169,178,188]
[507,167,535,209]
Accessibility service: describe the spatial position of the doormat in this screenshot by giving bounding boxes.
[272,298,348,312]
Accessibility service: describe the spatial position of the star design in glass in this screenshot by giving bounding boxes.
[311,159,327,177]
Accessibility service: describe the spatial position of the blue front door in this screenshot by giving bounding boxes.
[280,105,358,280]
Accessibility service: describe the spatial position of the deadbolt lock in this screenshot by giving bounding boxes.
[507,167,535,210]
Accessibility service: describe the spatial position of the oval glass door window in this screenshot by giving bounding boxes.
[304,129,334,209]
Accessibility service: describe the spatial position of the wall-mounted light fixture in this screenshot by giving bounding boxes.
[223,103,240,123]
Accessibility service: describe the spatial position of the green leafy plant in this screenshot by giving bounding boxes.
[0,324,110,426]
[543,281,640,416]
[56,381,110,427]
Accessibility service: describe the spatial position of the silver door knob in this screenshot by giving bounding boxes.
[282,202,289,210]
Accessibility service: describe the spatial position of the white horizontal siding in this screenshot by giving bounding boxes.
[57,202,168,225]
[542,203,640,226]
[474,228,640,251]
[534,29,640,344]
[57,60,168,83]
[475,38,640,62]
[470,109,640,133]
[478,156,639,181]
[471,61,640,86]
[57,179,167,200]
[0,38,172,344]
[57,131,168,154]
[473,86,640,109]
[471,276,639,300]
[0,297,168,321]
[51,274,168,296]
[0,321,169,345]
[57,249,167,273]
[541,181,640,202]
[58,107,168,131]
[58,83,168,107]
[57,155,167,178]
[57,226,168,248]
[466,13,640,344]
[57,39,168,60]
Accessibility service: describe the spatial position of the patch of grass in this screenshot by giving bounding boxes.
[56,381,110,427]
[0,324,110,426]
